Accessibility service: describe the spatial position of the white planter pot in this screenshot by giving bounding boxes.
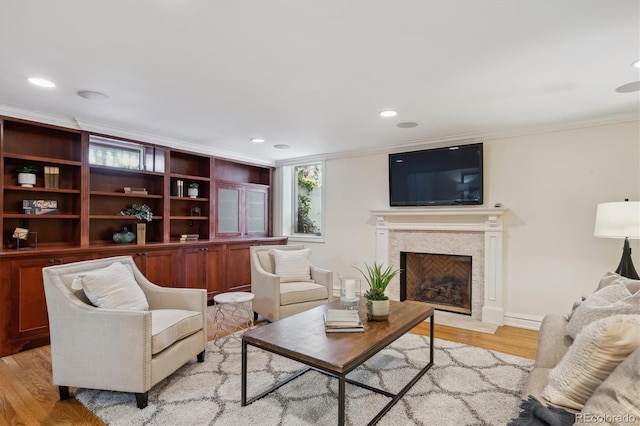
[366,298,390,321]
[18,173,36,187]
[188,188,198,198]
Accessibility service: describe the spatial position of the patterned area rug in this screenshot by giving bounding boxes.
[75,333,533,425]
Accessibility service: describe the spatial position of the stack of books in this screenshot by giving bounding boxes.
[44,166,59,189]
[180,233,199,242]
[124,187,148,195]
[324,309,364,333]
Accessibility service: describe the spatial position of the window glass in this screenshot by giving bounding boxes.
[293,163,322,236]
[89,136,144,170]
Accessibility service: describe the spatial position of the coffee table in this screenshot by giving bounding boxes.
[241,299,434,425]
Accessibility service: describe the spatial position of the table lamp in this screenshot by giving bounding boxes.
[594,199,640,279]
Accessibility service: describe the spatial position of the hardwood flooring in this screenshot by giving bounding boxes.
[0,309,538,425]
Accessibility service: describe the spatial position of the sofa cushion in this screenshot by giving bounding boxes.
[79,262,149,311]
[271,248,312,283]
[580,348,640,421]
[534,314,572,368]
[567,283,640,339]
[280,281,327,306]
[151,309,202,355]
[597,271,640,293]
[542,314,640,411]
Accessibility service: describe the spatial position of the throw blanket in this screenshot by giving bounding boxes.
[508,395,576,426]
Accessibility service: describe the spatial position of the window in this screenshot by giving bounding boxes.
[294,163,323,236]
[89,135,144,170]
[278,159,325,240]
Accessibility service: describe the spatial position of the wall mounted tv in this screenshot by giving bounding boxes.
[389,143,483,206]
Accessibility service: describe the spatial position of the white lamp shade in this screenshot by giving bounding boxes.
[594,201,640,239]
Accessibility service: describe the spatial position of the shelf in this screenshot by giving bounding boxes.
[170,173,210,182]
[4,214,80,219]
[91,191,163,199]
[170,216,208,220]
[3,153,83,167]
[90,215,163,220]
[170,196,209,202]
[4,185,81,194]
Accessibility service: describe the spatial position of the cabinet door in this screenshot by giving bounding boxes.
[216,184,241,236]
[226,243,252,292]
[246,187,268,236]
[139,249,179,287]
[9,255,87,347]
[183,246,223,298]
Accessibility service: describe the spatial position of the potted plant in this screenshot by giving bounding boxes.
[16,165,38,187]
[119,204,153,245]
[188,183,199,198]
[355,262,401,321]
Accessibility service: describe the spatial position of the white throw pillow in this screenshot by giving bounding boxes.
[270,248,312,283]
[580,348,640,422]
[542,314,640,411]
[566,283,640,339]
[79,262,149,310]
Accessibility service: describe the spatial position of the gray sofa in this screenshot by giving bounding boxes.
[521,273,640,416]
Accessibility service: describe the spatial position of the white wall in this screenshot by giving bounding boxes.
[289,120,640,329]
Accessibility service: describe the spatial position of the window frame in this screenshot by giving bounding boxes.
[278,158,326,243]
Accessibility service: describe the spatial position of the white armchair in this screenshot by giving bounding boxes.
[250,244,333,322]
[42,256,207,409]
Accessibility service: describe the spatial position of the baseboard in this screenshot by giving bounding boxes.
[503,311,544,330]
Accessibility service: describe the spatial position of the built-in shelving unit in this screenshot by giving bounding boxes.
[0,115,284,357]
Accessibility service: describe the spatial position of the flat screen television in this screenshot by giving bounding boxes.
[389,143,483,206]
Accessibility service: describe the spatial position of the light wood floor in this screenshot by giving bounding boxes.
[0,310,538,425]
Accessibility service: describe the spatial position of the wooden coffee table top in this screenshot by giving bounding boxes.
[242,299,434,374]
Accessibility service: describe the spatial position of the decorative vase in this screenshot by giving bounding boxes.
[18,173,36,187]
[136,223,146,245]
[188,187,198,198]
[366,298,390,321]
[113,227,136,244]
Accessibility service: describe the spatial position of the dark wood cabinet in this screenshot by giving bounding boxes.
[0,115,284,356]
[183,244,224,297]
[225,242,255,292]
[3,254,88,355]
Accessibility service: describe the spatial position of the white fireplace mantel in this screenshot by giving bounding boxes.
[370,207,507,326]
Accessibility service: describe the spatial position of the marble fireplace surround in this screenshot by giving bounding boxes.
[371,207,507,326]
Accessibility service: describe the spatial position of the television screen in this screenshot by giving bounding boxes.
[389,143,483,206]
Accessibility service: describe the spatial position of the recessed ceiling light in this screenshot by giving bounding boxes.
[28,77,55,88]
[250,138,265,143]
[379,110,397,118]
[632,59,640,68]
[77,90,110,102]
[397,122,418,128]
[615,81,640,93]
[273,144,290,149]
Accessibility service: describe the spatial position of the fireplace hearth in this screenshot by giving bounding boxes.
[400,251,472,315]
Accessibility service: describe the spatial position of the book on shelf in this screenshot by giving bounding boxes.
[324,309,364,333]
[44,166,59,189]
[179,233,199,242]
[124,187,148,195]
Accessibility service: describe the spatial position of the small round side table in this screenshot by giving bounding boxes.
[212,291,255,346]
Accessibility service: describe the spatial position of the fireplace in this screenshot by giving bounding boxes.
[400,252,472,315]
[371,207,507,325]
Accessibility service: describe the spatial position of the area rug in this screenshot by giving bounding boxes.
[75,333,534,425]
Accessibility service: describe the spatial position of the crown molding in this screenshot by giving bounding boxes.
[2,103,636,167]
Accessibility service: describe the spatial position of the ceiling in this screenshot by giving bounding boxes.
[1,1,638,165]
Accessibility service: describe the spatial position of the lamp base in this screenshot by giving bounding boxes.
[615,238,640,280]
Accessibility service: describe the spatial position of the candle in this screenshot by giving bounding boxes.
[345,279,355,300]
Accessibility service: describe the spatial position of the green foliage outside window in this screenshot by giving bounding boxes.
[296,165,321,234]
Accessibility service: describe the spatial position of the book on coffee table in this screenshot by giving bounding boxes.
[324,309,364,333]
